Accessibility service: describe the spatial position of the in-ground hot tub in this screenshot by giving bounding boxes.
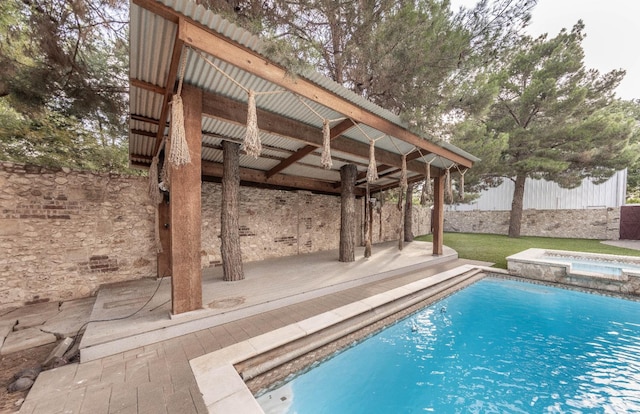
[507,248,640,296]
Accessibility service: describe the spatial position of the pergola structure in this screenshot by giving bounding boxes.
[128,0,479,314]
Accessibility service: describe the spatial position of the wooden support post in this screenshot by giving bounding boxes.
[157,192,171,278]
[170,84,203,314]
[339,164,357,262]
[364,183,372,258]
[432,174,445,256]
[404,183,414,242]
[221,140,244,281]
[398,187,405,251]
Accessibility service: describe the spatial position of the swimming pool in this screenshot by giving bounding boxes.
[256,278,640,413]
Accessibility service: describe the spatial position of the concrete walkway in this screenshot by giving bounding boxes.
[601,239,640,251]
[14,241,487,414]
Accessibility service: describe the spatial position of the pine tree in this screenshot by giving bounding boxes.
[453,22,639,237]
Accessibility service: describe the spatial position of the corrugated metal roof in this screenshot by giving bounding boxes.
[129,0,478,194]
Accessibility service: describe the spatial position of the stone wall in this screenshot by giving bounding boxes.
[0,163,156,309]
[1,163,432,309]
[369,201,431,243]
[201,185,345,265]
[444,208,620,240]
[201,185,431,265]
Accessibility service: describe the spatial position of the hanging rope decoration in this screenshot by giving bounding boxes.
[295,96,346,169]
[455,165,467,200]
[321,119,332,168]
[192,49,286,159]
[169,50,191,167]
[148,136,167,203]
[388,138,417,251]
[400,154,408,191]
[421,157,434,205]
[353,122,385,182]
[148,136,168,254]
[244,89,261,158]
[388,137,416,192]
[148,156,162,205]
[160,136,171,191]
[446,166,454,203]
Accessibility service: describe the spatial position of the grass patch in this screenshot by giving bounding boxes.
[416,233,640,269]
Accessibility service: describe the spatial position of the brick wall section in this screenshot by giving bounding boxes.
[444,208,620,240]
[0,162,156,309]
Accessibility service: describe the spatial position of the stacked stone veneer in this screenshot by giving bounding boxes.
[444,208,620,240]
[201,184,431,266]
[200,185,344,265]
[507,250,640,296]
[0,163,156,309]
[1,162,433,309]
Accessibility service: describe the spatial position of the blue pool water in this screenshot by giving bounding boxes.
[542,256,640,276]
[257,278,640,413]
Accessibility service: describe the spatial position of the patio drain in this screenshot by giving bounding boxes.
[208,296,246,309]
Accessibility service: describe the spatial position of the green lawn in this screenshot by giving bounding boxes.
[416,233,640,269]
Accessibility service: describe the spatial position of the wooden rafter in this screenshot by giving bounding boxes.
[153,30,184,156]
[202,91,430,175]
[266,119,354,178]
[130,78,166,95]
[131,114,162,125]
[202,161,364,196]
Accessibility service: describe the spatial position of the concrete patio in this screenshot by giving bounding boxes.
[12,240,490,414]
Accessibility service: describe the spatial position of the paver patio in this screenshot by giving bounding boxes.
[17,241,489,413]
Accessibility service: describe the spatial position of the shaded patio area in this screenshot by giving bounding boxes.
[80,241,458,362]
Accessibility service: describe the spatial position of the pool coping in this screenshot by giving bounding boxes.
[507,248,640,282]
[188,264,488,413]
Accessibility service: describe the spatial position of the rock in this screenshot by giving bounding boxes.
[7,377,34,393]
[13,366,41,381]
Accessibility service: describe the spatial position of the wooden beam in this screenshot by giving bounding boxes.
[131,129,157,138]
[266,119,354,178]
[355,164,393,182]
[170,84,202,314]
[265,146,314,178]
[130,78,166,95]
[177,18,473,168]
[201,161,364,196]
[202,91,427,174]
[131,114,161,125]
[153,27,184,156]
[157,195,171,278]
[132,0,179,23]
[432,174,445,256]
